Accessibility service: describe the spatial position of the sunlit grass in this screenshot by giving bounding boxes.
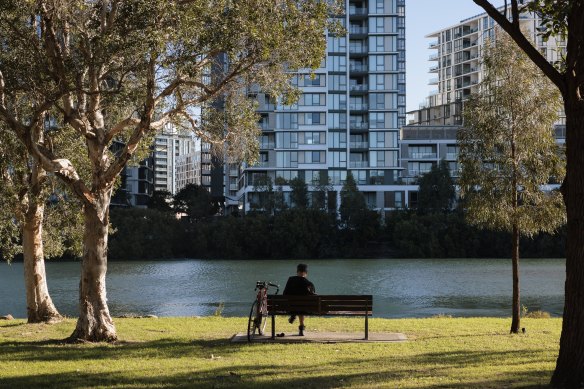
[0,316,560,388]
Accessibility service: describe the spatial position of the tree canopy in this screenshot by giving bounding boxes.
[417,160,455,213]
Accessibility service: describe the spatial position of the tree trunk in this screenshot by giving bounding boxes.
[551,100,584,387]
[69,191,117,342]
[22,198,61,323]
[510,224,520,334]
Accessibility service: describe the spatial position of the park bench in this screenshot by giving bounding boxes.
[266,295,373,340]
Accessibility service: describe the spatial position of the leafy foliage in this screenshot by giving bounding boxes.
[458,33,565,236]
[173,184,218,222]
[417,160,456,213]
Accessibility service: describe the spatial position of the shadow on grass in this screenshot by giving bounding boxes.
[0,337,553,388]
[0,363,552,389]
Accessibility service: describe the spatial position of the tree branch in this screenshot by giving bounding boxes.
[473,0,566,95]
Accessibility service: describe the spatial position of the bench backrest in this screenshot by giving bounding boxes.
[267,295,373,315]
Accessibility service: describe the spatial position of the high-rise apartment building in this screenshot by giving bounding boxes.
[238,0,407,212]
[153,126,197,194]
[408,7,565,126]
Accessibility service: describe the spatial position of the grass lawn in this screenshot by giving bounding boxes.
[0,316,560,388]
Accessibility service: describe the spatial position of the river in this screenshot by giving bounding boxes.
[0,258,565,319]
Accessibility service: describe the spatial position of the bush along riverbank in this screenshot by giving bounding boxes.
[0,316,561,388]
[106,207,566,260]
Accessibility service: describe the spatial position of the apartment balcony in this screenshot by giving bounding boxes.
[350,64,368,73]
[229,169,239,176]
[349,161,369,168]
[410,152,438,159]
[429,77,439,85]
[350,121,369,130]
[250,161,270,168]
[446,153,459,160]
[429,65,440,73]
[350,141,369,149]
[349,46,369,56]
[349,26,368,35]
[428,40,439,49]
[259,142,275,149]
[350,84,369,92]
[429,53,439,61]
[349,8,368,17]
[229,184,238,191]
[350,103,368,111]
[409,169,432,177]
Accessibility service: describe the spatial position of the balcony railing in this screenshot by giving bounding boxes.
[446,153,459,160]
[229,169,239,176]
[259,142,275,149]
[350,84,369,91]
[229,184,238,191]
[429,53,439,61]
[410,152,437,159]
[350,46,369,54]
[349,8,368,16]
[350,103,368,111]
[350,64,368,72]
[349,161,369,168]
[350,121,369,130]
[409,169,432,177]
[350,26,368,34]
[350,141,369,149]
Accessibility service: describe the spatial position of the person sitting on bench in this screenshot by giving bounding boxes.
[283,263,316,336]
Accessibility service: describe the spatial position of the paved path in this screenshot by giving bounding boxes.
[231,332,407,343]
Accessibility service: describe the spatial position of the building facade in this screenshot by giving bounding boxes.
[153,126,198,194]
[408,6,565,126]
[238,0,407,213]
[175,151,202,192]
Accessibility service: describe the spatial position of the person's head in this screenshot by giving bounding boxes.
[297,263,308,277]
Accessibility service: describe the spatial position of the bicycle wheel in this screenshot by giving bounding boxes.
[247,300,262,341]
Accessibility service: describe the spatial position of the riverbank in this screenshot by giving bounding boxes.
[0,317,560,388]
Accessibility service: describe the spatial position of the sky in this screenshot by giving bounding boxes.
[406,1,504,112]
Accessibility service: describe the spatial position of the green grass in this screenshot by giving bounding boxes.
[0,316,561,388]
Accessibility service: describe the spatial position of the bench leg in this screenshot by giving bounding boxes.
[365,310,369,340]
[271,315,275,340]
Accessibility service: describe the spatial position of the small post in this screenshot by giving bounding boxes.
[365,302,369,340]
[271,314,276,340]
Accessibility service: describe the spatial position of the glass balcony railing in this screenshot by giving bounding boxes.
[410,152,437,159]
[349,103,368,111]
[350,121,369,129]
[349,161,369,168]
[350,141,369,149]
[350,84,369,92]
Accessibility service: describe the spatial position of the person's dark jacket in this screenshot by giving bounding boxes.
[283,276,316,295]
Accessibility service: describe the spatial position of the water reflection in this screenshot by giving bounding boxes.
[0,258,565,318]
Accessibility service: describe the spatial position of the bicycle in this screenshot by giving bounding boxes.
[247,281,279,342]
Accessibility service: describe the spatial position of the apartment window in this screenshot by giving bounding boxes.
[275,170,298,184]
[370,112,385,129]
[370,131,397,148]
[299,151,325,164]
[371,151,398,167]
[370,170,384,185]
[276,132,298,149]
[328,113,347,129]
[369,17,396,34]
[328,132,347,148]
[369,74,398,90]
[300,112,325,125]
[299,74,325,87]
[329,170,347,185]
[408,161,434,176]
[409,145,436,158]
[276,113,298,129]
[328,55,347,72]
[368,36,396,52]
[328,93,347,110]
[328,75,347,91]
[299,132,326,145]
[304,170,322,185]
[276,151,298,168]
[351,170,367,185]
[300,93,326,106]
[328,36,346,52]
[370,55,397,72]
[330,151,347,168]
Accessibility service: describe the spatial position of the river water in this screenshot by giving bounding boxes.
[0,258,565,319]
